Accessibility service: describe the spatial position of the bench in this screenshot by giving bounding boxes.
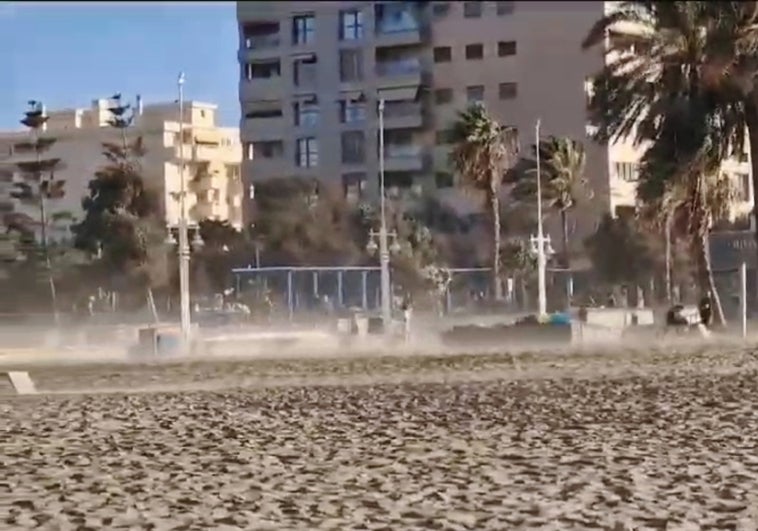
[1,371,37,395]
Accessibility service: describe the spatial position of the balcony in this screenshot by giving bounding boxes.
[383,145,425,172]
[376,58,422,92]
[375,7,423,47]
[244,33,280,51]
[241,22,280,58]
[248,157,290,180]
[240,76,283,102]
[192,144,218,162]
[382,101,423,129]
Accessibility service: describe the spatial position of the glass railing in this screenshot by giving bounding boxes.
[244,34,280,50]
[376,14,420,35]
[376,58,421,77]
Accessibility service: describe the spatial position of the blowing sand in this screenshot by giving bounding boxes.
[4,345,758,530]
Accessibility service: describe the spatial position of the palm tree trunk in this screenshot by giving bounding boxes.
[36,152,59,326]
[744,100,758,265]
[560,209,571,308]
[490,190,501,299]
[520,276,528,311]
[691,211,725,327]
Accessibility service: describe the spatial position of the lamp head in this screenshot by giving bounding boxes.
[366,239,378,255]
[191,230,204,249]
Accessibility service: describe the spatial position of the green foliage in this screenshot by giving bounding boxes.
[500,240,536,278]
[191,219,250,295]
[252,177,368,266]
[510,136,591,211]
[449,103,518,195]
[71,132,166,295]
[584,214,659,286]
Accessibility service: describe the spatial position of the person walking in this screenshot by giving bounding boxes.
[401,294,413,342]
[698,291,713,329]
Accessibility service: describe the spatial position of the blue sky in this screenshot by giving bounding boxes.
[1,2,239,129]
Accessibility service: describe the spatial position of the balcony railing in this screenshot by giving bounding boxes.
[384,144,422,158]
[244,34,280,50]
[376,58,421,77]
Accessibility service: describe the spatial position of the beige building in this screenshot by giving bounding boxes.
[237,1,754,244]
[0,98,244,241]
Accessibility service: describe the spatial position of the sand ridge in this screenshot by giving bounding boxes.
[4,347,758,529]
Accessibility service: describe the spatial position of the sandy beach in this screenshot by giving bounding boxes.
[4,345,758,530]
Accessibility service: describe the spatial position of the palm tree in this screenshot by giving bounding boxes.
[645,154,735,325]
[500,240,537,310]
[449,103,518,298]
[512,136,591,270]
[582,0,758,266]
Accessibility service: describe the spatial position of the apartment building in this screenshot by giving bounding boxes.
[237,1,754,245]
[0,98,244,240]
[237,1,617,237]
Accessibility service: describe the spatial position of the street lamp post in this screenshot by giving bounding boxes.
[177,72,192,344]
[377,98,392,328]
[535,118,548,318]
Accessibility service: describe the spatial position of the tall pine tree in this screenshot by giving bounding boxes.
[10,101,66,321]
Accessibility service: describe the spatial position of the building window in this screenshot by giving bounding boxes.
[292,14,315,45]
[225,165,239,179]
[498,82,518,100]
[294,101,320,127]
[466,85,485,103]
[341,131,366,164]
[339,10,364,41]
[435,129,454,145]
[434,88,453,105]
[342,172,366,202]
[244,143,254,160]
[498,40,517,57]
[463,1,483,18]
[244,60,281,80]
[432,2,450,18]
[433,46,452,63]
[293,55,318,86]
[465,43,484,60]
[340,99,366,123]
[252,141,284,160]
[435,172,454,189]
[614,161,638,182]
[339,49,364,82]
[296,137,319,167]
[737,172,751,201]
[496,1,515,15]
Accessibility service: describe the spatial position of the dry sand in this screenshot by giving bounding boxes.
[4,345,758,529]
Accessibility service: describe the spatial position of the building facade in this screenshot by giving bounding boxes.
[0,98,244,241]
[237,1,754,244]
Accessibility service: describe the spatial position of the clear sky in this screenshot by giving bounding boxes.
[1,1,239,130]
